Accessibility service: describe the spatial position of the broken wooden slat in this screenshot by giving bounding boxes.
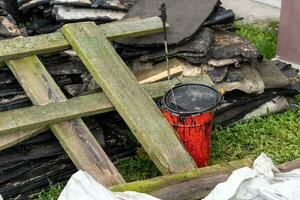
[278,158,300,173]
[6,56,125,186]
[136,59,184,84]
[62,22,197,174]
[0,127,47,151]
[111,159,253,200]
[0,17,165,63]
[0,75,213,135]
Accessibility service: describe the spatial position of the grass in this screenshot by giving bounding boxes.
[235,22,278,59]
[211,109,300,165]
[33,183,65,200]
[32,23,299,199]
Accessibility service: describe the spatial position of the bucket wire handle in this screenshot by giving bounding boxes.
[160,2,179,113]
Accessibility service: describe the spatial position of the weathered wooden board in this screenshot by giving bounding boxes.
[6,56,125,186]
[136,59,184,84]
[111,159,253,200]
[0,17,165,63]
[0,127,47,151]
[278,158,300,173]
[61,22,197,174]
[0,75,213,135]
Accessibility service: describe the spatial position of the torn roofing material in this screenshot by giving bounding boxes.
[118,0,219,46]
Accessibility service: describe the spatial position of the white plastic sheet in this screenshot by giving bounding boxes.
[58,171,160,200]
[204,153,300,200]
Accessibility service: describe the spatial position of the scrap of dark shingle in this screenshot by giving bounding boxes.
[139,27,215,63]
[207,66,228,83]
[214,89,298,126]
[0,71,15,85]
[255,59,290,89]
[211,31,262,60]
[0,95,32,112]
[118,0,219,46]
[46,60,87,75]
[50,0,130,10]
[19,0,50,11]
[217,64,265,94]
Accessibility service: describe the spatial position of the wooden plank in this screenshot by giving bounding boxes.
[0,127,47,151]
[278,158,300,173]
[62,22,197,174]
[0,75,214,135]
[6,56,125,186]
[0,17,165,63]
[111,159,253,200]
[137,59,184,84]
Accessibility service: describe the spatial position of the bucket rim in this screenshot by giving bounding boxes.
[161,83,223,116]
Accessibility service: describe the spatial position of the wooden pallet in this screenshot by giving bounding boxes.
[0,17,197,187]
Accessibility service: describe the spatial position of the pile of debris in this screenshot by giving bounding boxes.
[16,0,138,34]
[0,0,299,198]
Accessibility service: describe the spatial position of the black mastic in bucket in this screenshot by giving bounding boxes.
[159,84,222,167]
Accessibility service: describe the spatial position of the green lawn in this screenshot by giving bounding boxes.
[235,22,278,59]
[33,23,300,199]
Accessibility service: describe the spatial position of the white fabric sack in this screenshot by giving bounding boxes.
[204,153,300,200]
[58,171,160,200]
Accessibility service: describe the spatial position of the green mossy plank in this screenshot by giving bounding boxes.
[0,75,213,135]
[0,17,165,63]
[6,56,125,186]
[61,22,197,174]
[111,159,252,200]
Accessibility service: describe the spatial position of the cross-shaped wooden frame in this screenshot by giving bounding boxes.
[0,17,197,187]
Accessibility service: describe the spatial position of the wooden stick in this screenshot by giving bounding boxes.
[111,159,253,200]
[7,56,125,186]
[0,17,166,63]
[62,22,197,174]
[0,75,213,135]
[278,159,300,173]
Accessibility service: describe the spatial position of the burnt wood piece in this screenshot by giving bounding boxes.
[0,95,32,112]
[0,0,20,19]
[0,70,15,84]
[118,0,219,46]
[0,141,64,167]
[139,28,215,63]
[0,155,76,198]
[0,119,137,199]
[46,59,87,75]
[0,88,24,98]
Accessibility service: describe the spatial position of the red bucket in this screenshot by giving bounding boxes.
[159,84,222,167]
